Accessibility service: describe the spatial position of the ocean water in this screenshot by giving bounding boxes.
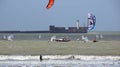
[0,32,120,67]
[0,55,120,67]
[0,31,120,41]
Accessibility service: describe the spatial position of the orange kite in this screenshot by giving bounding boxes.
[46,0,55,9]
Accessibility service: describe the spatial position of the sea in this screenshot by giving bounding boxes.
[0,31,120,41]
[0,55,120,67]
[0,31,120,67]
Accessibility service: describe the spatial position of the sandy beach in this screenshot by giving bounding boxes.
[0,40,120,55]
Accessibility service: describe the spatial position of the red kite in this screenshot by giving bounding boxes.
[46,0,54,9]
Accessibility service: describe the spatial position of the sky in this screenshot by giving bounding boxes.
[0,0,120,31]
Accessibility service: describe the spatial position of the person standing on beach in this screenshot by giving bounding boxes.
[40,55,42,62]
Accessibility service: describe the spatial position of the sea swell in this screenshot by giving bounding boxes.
[0,55,120,61]
[0,55,120,67]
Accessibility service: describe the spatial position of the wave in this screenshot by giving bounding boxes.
[0,55,120,61]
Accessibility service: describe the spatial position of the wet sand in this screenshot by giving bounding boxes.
[0,40,120,55]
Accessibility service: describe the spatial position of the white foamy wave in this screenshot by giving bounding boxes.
[43,55,75,60]
[75,55,120,60]
[0,55,39,60]
[0,55,120,61]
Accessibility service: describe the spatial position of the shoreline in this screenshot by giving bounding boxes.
[0,55,120,60]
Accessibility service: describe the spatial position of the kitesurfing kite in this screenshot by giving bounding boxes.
[87,13,96,30]
[46,0,55,9]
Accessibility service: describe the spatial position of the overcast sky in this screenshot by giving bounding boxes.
[0,0,120,31]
